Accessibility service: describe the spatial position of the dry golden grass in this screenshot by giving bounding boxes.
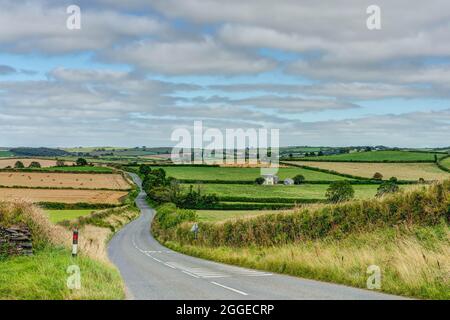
[0,172,130,190]
[0,158,74,168]
[292,161,450,181]
[167,224,450,299]
[0,188,128,204]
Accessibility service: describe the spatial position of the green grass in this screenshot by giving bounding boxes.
[150,166,351,181]
[197,209,287,222]
[441,157,450,170]
[302,150,443,162]
[182,183,382,200]
[46,209,95,223]
[0,150,13,157]
[0,247,124,299]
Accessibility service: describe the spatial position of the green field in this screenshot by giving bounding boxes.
[46,209,94,223]
[441,157,450,170]
[299,150,443,162]
[196,209,285,222]
[149,166,350,181]
[0,150,13,157]
[182,183,382,200]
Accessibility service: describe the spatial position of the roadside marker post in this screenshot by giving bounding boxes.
[72,229,78,257]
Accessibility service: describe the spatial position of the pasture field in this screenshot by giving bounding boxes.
[441,157,450,170]
[196,209,292,222]
[182,183,383,200]
[0,172,130,189]
[290,161,449,181]
[0,150,13,157]
[296,150,443,162]
[0,158,75,168]
[0,188,127,204]
[46,209,94,223]
[149,166,351,181]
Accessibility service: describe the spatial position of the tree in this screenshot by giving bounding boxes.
[255,177,265,185]
[325,181,354,203]
[418,177,426,184]
[434,154,438,163]
[139,164,152,176]
[56,160,65,167]
[376,181,399,197]
[14,161,25,169]
[293,174,305,185]
[76,158,88,166]
[373,172,383,180]
[389,176,398,183]
[28,161,41,168]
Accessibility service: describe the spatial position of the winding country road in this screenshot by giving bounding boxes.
[108,173,402,300]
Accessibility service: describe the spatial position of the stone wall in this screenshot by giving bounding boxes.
[0,226,33,256]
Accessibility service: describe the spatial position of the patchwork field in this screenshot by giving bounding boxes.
[0,172,130,189]
[149,166,351,181]
[46,209,95,223]
[0,188,127,204]
[298,150,443,162]
[0,158,74,168]
[182,183,383,200]
[290,161,449,181]
[0,150,13,157]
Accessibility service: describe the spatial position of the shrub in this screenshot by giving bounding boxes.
[293,174,305,185]
[76,158,88,166]
[255,177,265,185]
[376,181,400,197]
[14,161,24,169]
[373,172,383,180]
[139,164,152,175]
[28,161,41,168]
[56,160,65,167]
[325,181,355,203]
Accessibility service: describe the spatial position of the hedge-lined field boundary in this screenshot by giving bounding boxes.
[0,168,115,174]
[283,158,438,163]
[38,202,119,210]
[217,196,322,204]
[181,202,296,210]
[437,155,450,173]
[153,180,450,247]
[0,185,131,191]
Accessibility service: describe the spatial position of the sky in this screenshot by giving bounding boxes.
[0,0,449,148]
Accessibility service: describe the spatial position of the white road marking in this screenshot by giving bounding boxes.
[182,270,200,278]
[211,281,248,296]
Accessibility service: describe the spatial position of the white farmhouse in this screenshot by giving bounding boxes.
[262,174,279,185]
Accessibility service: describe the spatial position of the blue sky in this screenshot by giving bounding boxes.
[0,0,449,148]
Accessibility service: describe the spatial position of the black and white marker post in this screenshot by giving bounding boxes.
[72,229,78,257]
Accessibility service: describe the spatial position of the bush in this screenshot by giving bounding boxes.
[326,181,355,203]
[76,158,88,166]
[14,161,24,169]
[255,177,265,185]
[56,160,65,167]
[28,161,41,168]
[373,172,383,180]
[293,174,305,185]
[376,181,400,197]
[153,203,197,230]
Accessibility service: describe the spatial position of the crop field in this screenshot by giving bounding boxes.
[182,183,383,200]
[196,209,293,222]
[0,158,74,168]
[149,166,351,181]
[0,172,130,189]
[297,150,443,162]
[0,188,127,204]
[290,161,449,181]
[46,209,95,223]
[30,166,114,173]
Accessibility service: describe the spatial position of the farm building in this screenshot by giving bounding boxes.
[262,174,279,185]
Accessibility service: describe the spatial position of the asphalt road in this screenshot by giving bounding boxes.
[108,173,402,300]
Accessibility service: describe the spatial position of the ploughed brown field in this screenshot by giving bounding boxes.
[0,158,74,168]
[290,161,449,181]
[0,188,127,204]
[0,172,131,190]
